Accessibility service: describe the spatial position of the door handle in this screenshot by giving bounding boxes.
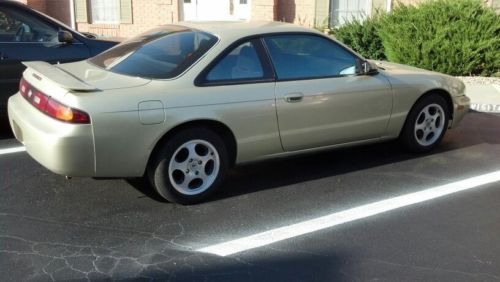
[284,92,304,103]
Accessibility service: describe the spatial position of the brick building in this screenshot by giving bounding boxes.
[16,0,500,38]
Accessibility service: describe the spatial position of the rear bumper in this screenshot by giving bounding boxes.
[8,93,96,176]
[450,95,470,128]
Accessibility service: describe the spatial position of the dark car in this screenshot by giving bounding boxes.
[0,1,120,119]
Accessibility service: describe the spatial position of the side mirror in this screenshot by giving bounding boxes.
[357,59,378,75]
[58,30,73,44]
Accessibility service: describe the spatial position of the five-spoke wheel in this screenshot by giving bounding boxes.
[148,128,228,204]
[414,103,446,147]
[400,94,449,152]
[168,140,220,196]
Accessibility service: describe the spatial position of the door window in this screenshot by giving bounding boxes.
[0,9,21,42]
[204,40,270,83]
[0,7,57,43]
[264,34,358,80]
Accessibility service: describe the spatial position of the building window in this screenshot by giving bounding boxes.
[330,0,370,27]
[91,0,120,24]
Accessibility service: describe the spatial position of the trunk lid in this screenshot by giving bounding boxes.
[23,61,97,91]
[23,60,151,93]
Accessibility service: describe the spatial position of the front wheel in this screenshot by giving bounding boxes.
[148,128,228,204]
[400,95,449,153]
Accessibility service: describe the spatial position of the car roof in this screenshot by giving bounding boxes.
[179,21,321,38]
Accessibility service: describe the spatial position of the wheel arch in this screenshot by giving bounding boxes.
[419,89,454,119]
[147,119,238,171]
[400,88,454,136]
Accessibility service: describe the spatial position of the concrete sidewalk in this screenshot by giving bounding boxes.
[464,83,500,113]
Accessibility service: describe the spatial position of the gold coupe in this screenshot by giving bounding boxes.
[8,21,470,204]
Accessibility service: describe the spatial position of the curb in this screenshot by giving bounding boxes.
[464,83,500,114]
[470,103,500,113]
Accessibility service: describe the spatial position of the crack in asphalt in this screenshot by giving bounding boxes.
[1,234,177,281]
[0,211,257,281]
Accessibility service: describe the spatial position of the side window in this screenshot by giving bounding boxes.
[264,34,358,80]
[205,40,266,82]
[0,7,57,43]
[0,9,21,42]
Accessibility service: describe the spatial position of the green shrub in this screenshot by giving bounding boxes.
[378,0,500,76]
[330,15,386,61]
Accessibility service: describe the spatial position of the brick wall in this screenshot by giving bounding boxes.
[251,0,277,21]
[26,0,47,13]
[20,0,500,38]
[277,0,315,27]
[15,0,47,13]
[77,0,179,38]
[314,0,330,28]
[45,0,71,26]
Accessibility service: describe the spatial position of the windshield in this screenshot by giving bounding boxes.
[89,25,218,79]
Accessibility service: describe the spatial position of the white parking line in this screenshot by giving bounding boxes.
[0,146,26,155]
[197,170,500,256]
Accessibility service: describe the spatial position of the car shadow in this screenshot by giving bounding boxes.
[127,112,500,204]
[0,119,14,140]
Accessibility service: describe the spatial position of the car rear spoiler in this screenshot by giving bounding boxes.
[23,61,99,91]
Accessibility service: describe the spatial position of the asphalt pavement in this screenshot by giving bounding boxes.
[1,112,500,281]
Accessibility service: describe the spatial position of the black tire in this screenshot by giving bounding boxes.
[400,94,450,153]
[147,127,228,204]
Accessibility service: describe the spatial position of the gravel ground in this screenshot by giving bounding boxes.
[455,76,500,85]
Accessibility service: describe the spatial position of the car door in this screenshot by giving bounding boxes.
[194,38,282,161]
[0,5,90,116]
[0,7,24,116]
[263,34,393,151]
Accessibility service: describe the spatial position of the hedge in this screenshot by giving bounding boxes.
[331,15,386,61]
[330,0,500,76]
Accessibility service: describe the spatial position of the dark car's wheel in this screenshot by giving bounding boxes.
[400,95,449,153]
[148,127,228,204]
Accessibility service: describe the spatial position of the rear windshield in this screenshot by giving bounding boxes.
[89,25,218,79]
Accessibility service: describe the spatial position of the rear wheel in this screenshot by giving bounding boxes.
[148,128,228,204]
[400,95,449,153]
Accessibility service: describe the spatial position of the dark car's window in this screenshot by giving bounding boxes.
[264,34,357,80]
[89,26,218,79]
[0,7,57,43]
[206,40,265,82]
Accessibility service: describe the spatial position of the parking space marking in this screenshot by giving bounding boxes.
[0,146,26,155]
[197,170,500,256]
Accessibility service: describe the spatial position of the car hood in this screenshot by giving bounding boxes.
[371,60,438,74]
[57,60,151,90]
[371,60,466,97]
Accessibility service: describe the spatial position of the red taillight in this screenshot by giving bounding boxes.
[19,77,90,124]
[45,98,90,123]
[32,90,49,111]
[19,78,29,98]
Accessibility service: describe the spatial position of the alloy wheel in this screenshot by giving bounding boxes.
[414,103,446,146]
[168,139,220,195]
